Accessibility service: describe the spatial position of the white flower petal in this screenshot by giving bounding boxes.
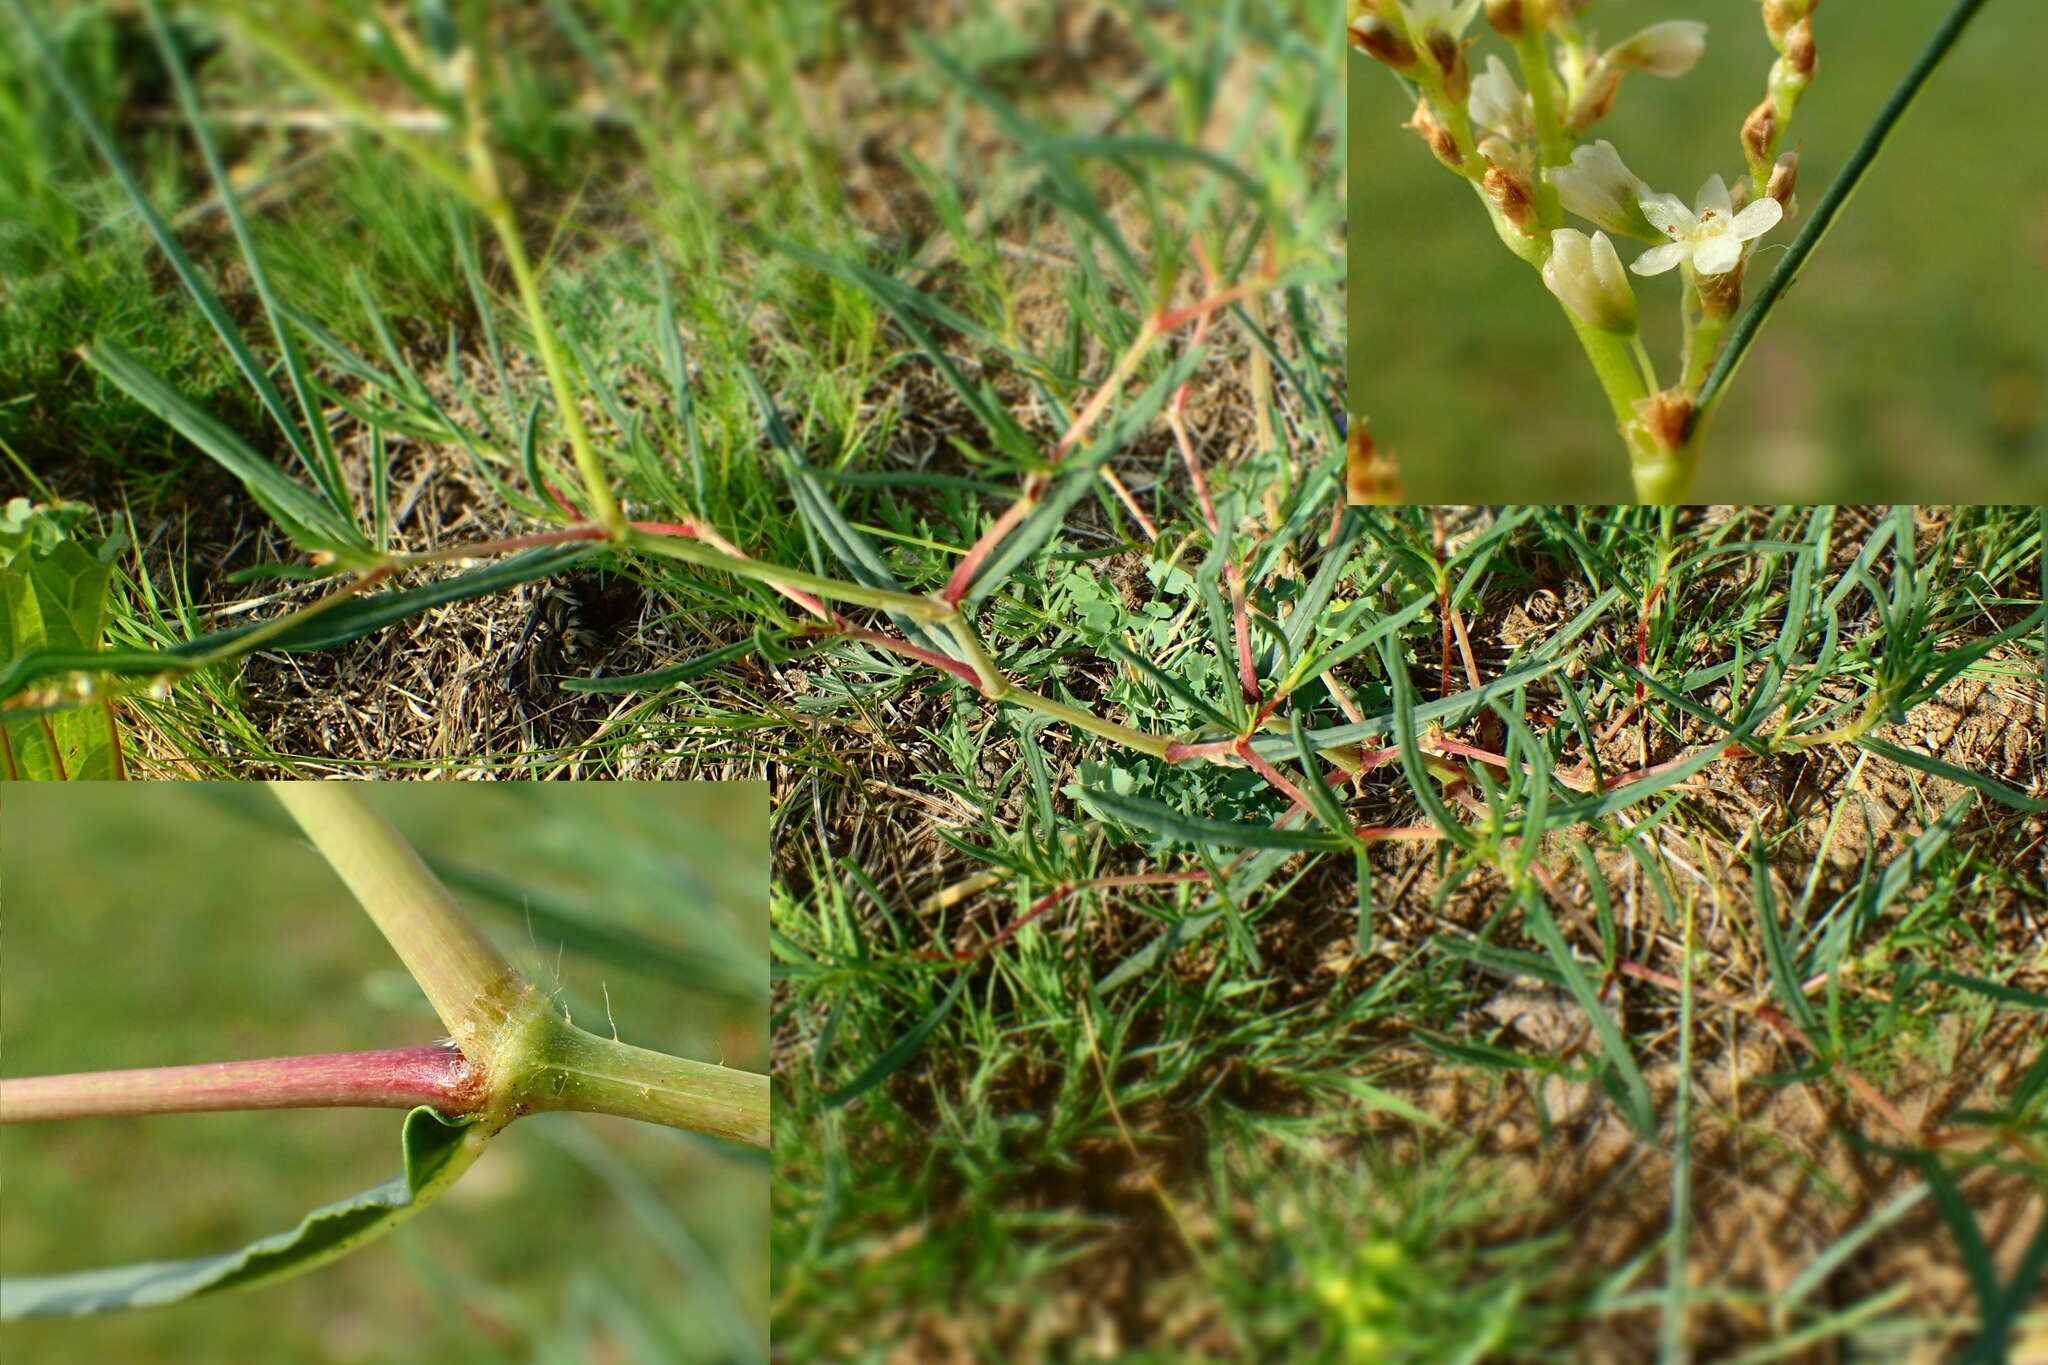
[1630,242,1688,276]
[1638,194,1692,237]
[1692,234,1743,276]
[1693,175,1733,221]
[1469,56,1523,136]
[1545,141,1659,239]
[1731,197,1785,240]
[1610,20,1708,77]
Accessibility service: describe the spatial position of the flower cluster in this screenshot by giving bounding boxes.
[1348,0,1823,501]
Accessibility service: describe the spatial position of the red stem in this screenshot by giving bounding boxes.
[0,1045,481,1124]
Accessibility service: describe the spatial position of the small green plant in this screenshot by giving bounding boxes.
[0,783,768,1317]
[1347,0,1993,502]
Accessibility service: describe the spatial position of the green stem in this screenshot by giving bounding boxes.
[1510,25,1572,188]
[510,1016,770,1149]
[478,191,623,536]
[1559,306,1651,430]
[1000,684,1175,760]
[225,15,624,537]
[624,528,951,620]
[270,783,527,1043]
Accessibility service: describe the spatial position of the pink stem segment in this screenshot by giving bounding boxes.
[0,1045,481,1125]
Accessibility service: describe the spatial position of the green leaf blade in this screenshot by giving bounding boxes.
[0,1107,484,1319]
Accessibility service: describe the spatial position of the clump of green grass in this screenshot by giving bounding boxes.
[770,504,2046,1358]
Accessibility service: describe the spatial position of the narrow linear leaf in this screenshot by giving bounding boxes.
[0,546,597,704]
[1518,883,1657,1140]
[1081,784,1344,851]
[9,0,346,510]
[81,341,360,552]
[1750,832,1820,1036]
[960,346,1206,605]
[1695,0,1994,421]
[1854,737,2048,812]
[822,973,971,1109]
[559,634,774,693]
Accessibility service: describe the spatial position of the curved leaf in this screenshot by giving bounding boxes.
[0,1106,486,1318]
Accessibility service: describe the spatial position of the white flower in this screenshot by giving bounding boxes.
[1468,56,1532,140]
[1398,0,1482,38]
[1544,140,1660,241]
[1607,21,1708,77]
[1542,229,1637,333]
[1630,174,1784,276]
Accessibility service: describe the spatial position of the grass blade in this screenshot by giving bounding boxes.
[1081,785,1345,851]
[81,341,361,553]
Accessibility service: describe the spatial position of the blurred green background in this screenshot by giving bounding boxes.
[1348,0,2048,501]
[0,783,767,1364]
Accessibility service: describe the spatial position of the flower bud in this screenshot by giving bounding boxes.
[1350,15,1418,69]
[1631,390,1694,454]
[1607,21,1708,77]
[1697,257,1747,319]
[1741,97,1777,175]
[1770,19,1816,103]
[1766,149,1799,213]
[1761,0,1815,45]
[1425,29,1472,104]
[1542,229,1637,333]
[1782,19,1816,77]
[1468,55,1532,140]
[1404,97,1465,170]
[1348,422,1402,504]
[1484,0,1523,38]
[1543,140,1660,240]
[1485,163,1538,234]
[1568,67,1624,132]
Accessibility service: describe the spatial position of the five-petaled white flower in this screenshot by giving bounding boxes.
[1630,175,1783,277]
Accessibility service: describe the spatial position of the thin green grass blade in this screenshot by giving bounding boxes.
[1694,0,1995,423]
[957,346,1207,607]
[0,1108,483,1318]
[821,973,971,1109]
[80,341,362,553]
[1374,633,1479,851]
[1081,784,1345,852]
[736,365,957,659]
[0,545,597,703]
[912,35,1142,288]
[144,0,346,514]
[1290,712,1359,845]
[1516,882,1657,1139]
[8,0,339,505]
[1750,832,1819,1036]
[560,634,780,693]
